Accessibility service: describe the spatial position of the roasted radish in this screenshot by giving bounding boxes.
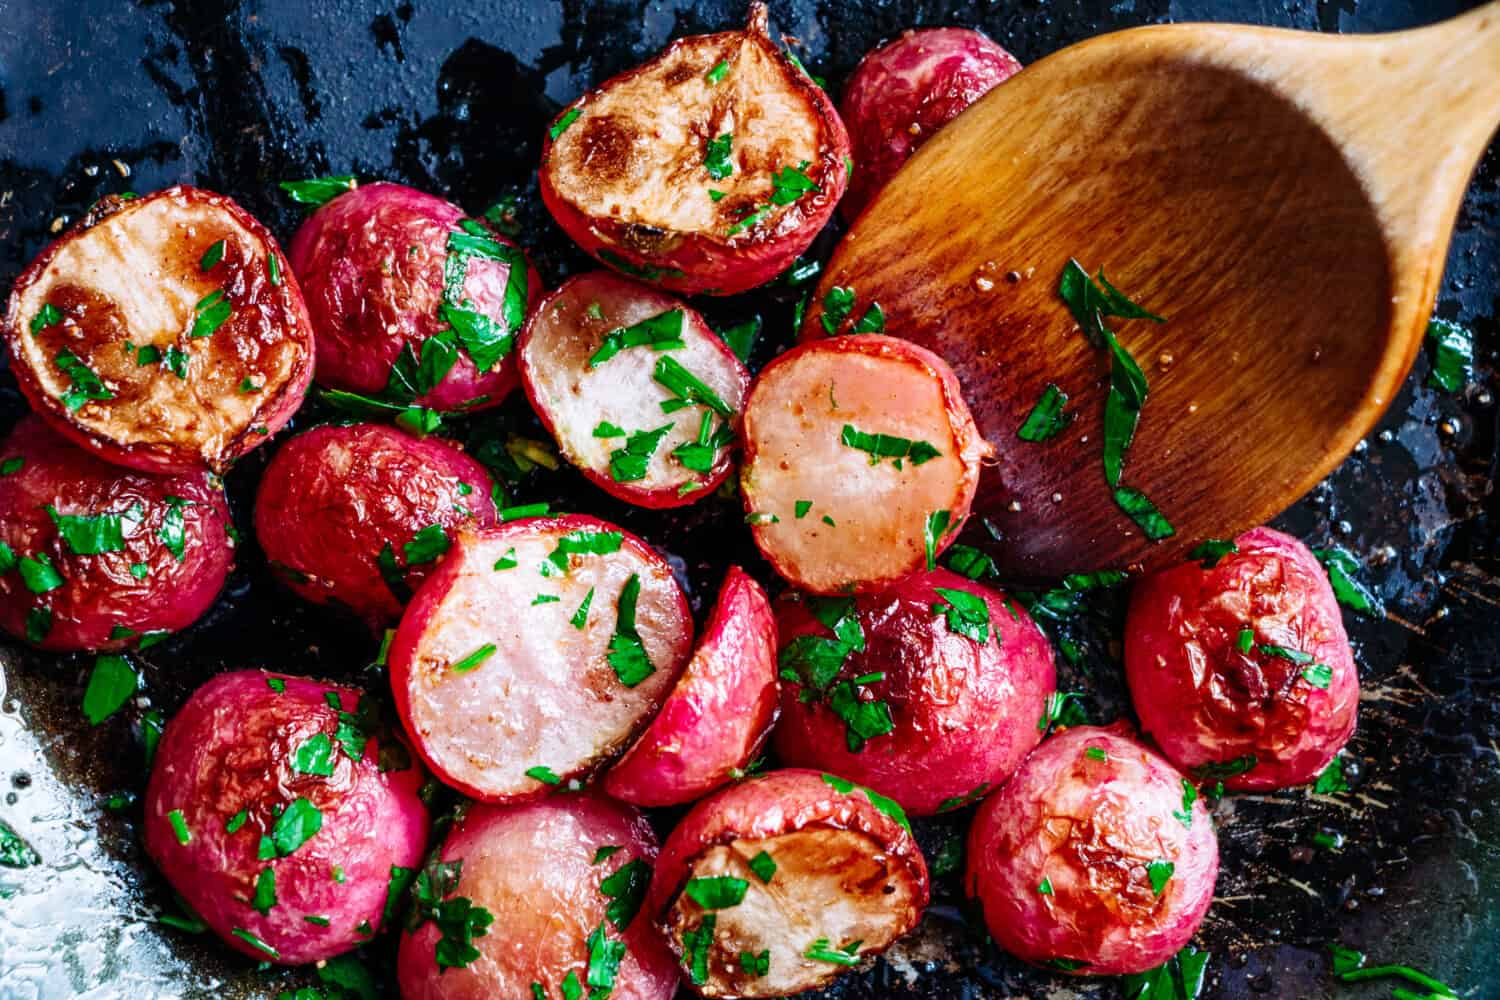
[538,4,850,296]
[4,186,314,474]
[740,334,991,593]
[388,515,693,802]
[143,671,429,965]
[966,725,1219,976]
[840,28,1022,221]
[1125,527,1359,790]
[647,767,927,997]
[772,569,1055,815]
[519,271,750,508]
[606,566,778,806]
[0,414,233,652]
[397,793,678,998]
[288,181,541,412]
[254,422,498,630]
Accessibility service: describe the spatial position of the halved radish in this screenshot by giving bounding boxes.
[387,515,693,802]
[519,271,749,508]
[605,566,778,806]
[538,3,850,296]
[740,334,992,594]
[4,186,314,474]
[647,768,928,998]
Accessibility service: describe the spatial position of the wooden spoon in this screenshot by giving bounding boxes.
[804,4,1500,579]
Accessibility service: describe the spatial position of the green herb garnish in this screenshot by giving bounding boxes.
[1313,546,1383,616]
[609,424,673,482]
[924,509,952,570]
[600,856,651,930]
[525,765,561,785]
[839,424,940,468]
[251,867,277,913]
[805,938,862,966]
[931,586,991,643]
[1114,486,1175,540]
[200,239,226,271]
[704,133,734,180]
[655,355,734,417]
[685,876,749,910]
[270,797,322,856]
[748,851,776,883]
[1018,383,1073,442]
[589,309,686,367]
[549,107,581,140]
[167,809,191,845]
[279,174,356,206]
[55,348,113,411]
[606,575,654,686]
[705,60,730,84]
[1425,318,1473,394]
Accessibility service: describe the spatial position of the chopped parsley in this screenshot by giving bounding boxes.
[19,552,63,593]
[162,346,189,379]
[671,411,733,475]
[600,857,651,930]
[293,733,335,776]
[408,856,494,971]
[588,309,685,367]
[1172,779,1197,829]
[1114,486,1175,540]
[498,503,550,522]
[1122,945,1211,1000]
[1314,546,1383,615]
[525,765,561,785]
[1302,661,1333,688]
[705,60,730,84]
[943,544,997,580]
[770,162,818,204]
[924,509,953,570]
[494,548,519,570]
[200,239,226,271]
[748,851,776,883]
[270,797,322,856]
[82,654,137,724]
[1147,860,1174,896]
[451,643,497,675]
[570,588,595,629]
[548,107,581,141]
[686,875,748,910]
[189,289,232,338]
[1191,755,1258,782]
[606,575,654,686]
[1085,746,1109,762]
[226,810,248,834]
[1190,538,1238,567]
[795,500,813,519]
[931,587,991,643]
[278,174,356,206]
[135,344,162,367]
[716,316,760,362]
[609,424,673,482]
[1314,755,1349,795]
[544,529,624,573]
[31,302,63,334]
[0,457,21,476]
[231,927,279,958]
[593,846,622,864]
[935,784,990,813]
[820,286,855,334]
[167,809,191,845]
[1425,317,1473,393]
[584,922,626,993]
[158,496,190,561]
[593,421,626,438]
[739,949,770,976]
[55,348,114,411]
[839,424,940,468]
[655,355,734,416]
[852,302,885,333]
[681,914,716,985]
[820,772,911,833]
[1018,383,1073,441]
[704,133,734,180]
[251,867,277,913]
[805,938,862,966]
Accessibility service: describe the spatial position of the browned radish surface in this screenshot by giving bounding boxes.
[520,272,748,507]
[4,187,313,474]
[538,4,850,295]
[740,334,991,593]
[388,515,693,802]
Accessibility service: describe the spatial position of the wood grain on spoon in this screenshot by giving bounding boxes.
[805,3,1500,579]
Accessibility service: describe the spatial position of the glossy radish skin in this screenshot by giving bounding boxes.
[519,272,749,508]
[397,794,678,1000]
[4,187,314,474]
[740,334,992,593]
[0,414,233,652]
[606,566,778,806]
[287,181,542,411]
[966,725,1218,976]
[388,516,693,802]
[772,569,1055,815]
[1125,527,1359,790]
[254,423,497,630]
[143,671,429,965]
[839,28,1022,222]
[648,768,927,997]
[539,4,850,296]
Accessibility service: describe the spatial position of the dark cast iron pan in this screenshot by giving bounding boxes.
[0,1,1496,997]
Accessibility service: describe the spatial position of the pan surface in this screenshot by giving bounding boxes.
[0,1,1496,997]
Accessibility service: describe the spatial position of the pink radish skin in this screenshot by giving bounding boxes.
[0,414,233,652]
[966,725,1219,976]
[396,794,678,1000]
[387,515,693,803]
[1125,526,1359,790]
[287,181,542,412]
[519,271,749,508]
[143,671,429,965]
[605,566,778,806]
[254,423,498,630]
[772,568,1055,815]
[839,28,1022,221]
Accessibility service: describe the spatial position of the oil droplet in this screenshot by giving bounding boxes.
[1377,429,1395,445]
[1050,492,1062,504]
[1006,270,1022,284]
[1157,351,1175,371]
[1335,520,1353,535]
[1440,418,1461,436]
[1007,500,1022,513]
[1475,389,1493,407]
[1187,403,1199,415]
[971,274,995,293]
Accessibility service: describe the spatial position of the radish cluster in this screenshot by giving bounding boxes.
[1,5,1367,998]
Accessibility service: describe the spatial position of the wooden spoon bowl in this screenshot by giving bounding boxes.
[806,6,1500,578]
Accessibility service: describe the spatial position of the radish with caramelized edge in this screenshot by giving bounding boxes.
[606,566,778,806]
[288,181,541,413]
[0,414,234,652]
[539,3,850,296]
[254,423,498,630]
[740,334,991,593]
[840,28,1022,221]
[388,515,693,801]
[4,186,314,474]
[397,793,677,998]
[520,272,749,507]
[1125,527,1359,790]
[966,725,1219,976]
[773,569,1055,815]
[647,767,927,997]
[144,671,428,965]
